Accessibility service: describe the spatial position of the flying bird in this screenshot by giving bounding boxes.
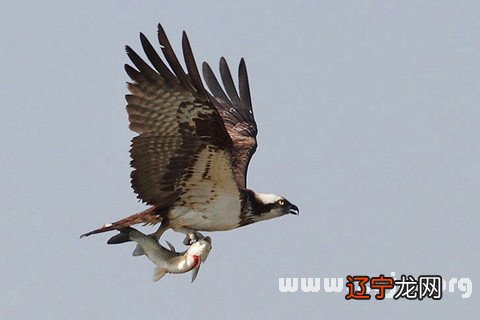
[81,24,299,244]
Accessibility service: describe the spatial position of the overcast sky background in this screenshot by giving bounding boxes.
[1,1,479,319]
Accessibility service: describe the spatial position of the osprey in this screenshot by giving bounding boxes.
[81,24,298,243]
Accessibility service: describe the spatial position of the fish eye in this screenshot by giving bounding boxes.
[277,199,285,206]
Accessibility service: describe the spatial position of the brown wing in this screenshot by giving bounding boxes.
[126,24,236,208]
[202,58,258,189]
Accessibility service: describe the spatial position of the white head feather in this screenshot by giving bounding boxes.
[255,193,282,204]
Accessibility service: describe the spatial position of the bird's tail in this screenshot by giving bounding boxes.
[80,207,164,238]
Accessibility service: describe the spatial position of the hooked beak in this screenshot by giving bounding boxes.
[289,204,299,215]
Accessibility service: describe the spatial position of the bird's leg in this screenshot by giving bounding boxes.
[152,218,170,241]
[183,231,205,245]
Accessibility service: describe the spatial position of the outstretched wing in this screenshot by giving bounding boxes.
[202,58,258,189]
[126,24,237,208]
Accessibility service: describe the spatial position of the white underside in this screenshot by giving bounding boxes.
[168,194,242,232]
[166,146,243,233]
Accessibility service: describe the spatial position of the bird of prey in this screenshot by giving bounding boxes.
[81,24,299,244]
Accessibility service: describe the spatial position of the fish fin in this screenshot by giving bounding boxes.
[165,240,176,251]
[191,264,201,283]
[132,244,145,256]
[107,232,131,244]
[153,267,167,282]
[202,252,209,263]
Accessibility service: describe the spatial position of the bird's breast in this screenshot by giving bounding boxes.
[168,195,242,231]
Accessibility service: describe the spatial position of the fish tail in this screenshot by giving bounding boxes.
[106,228,133,244]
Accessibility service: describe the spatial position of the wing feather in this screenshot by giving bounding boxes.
[238,58,253,112]
[202,58,258,188]
[157,24,192,90]
[139,33,177,85]
[125,25,235,207]
[202,62,230,104]
[219,57,241,106]
[182,32,207,97]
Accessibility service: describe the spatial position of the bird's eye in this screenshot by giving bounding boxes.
[278,199,285,206]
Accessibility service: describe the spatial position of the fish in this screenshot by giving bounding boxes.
[107,226,212,282]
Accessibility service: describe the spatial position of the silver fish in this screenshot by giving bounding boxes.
[108,227,212,282]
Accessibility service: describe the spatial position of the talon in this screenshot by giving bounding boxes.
[183,236,193,245]
[183,231,204,245]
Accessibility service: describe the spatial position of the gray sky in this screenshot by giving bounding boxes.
[1,1,479,319]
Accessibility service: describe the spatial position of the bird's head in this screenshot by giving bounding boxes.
[249,192,299,221]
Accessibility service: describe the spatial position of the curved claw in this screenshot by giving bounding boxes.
[183,231,205,245]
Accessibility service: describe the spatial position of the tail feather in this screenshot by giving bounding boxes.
[80,207,163,238]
